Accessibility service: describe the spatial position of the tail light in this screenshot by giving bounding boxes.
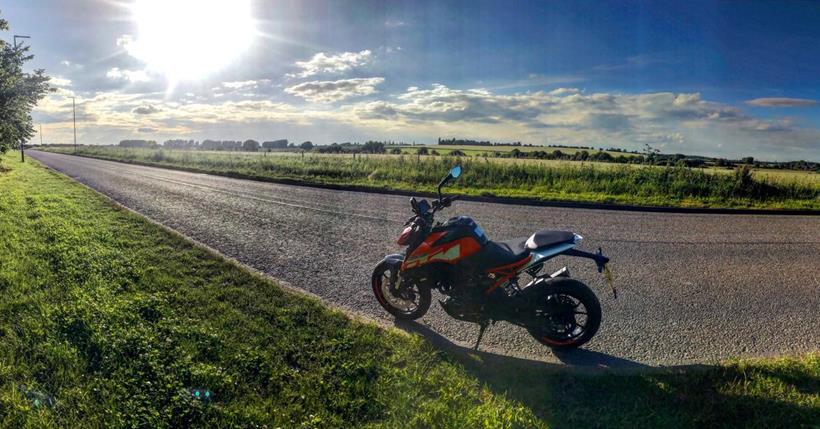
[397,226,413,245]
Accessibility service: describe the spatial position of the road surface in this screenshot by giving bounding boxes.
[29,151,820,367]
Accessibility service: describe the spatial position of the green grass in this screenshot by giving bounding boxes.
[1,155,818,427]
[41,146,820,210]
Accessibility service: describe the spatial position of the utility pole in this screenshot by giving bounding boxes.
[14,35,31,163]
[72,97,77,152]
[40,124,43,146]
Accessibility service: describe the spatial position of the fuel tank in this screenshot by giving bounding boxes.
[401,216,488,270]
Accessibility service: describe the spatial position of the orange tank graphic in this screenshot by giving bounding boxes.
[401,232,482,270]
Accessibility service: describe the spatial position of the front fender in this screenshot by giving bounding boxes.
[374,254,404,272]
[372,254,405,284]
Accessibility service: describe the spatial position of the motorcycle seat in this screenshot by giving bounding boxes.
[475,238,530,268]
[525,230,576,249]
[474,231,577,269]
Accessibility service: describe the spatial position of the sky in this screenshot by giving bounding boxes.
[3,0,820,161]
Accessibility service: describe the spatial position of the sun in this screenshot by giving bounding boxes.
[127,0,255,82]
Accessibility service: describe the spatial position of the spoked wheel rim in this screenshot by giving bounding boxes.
[534,293,590,345]
[378,270,422,315]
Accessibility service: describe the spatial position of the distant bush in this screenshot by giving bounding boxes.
[119,139,158,148]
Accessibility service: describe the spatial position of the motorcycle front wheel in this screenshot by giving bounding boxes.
[371,262,431,320]
[526,278,602,350]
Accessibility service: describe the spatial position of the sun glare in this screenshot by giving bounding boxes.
[128,0,255,83]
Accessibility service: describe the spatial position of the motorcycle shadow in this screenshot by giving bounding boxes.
[393,319,651,373]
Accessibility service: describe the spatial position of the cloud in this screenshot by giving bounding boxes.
[50,76,72,87]
[106,67,151,83]
[221,80,263,90]
[116,34,134,48]
[384,20,407,27]
[745,97,817,107]
[285,77,384,103]
[29,81,820,161]
[348,84,820,158]
[288,50,372,78]
[132,104,162,115]
[138,127,157,133]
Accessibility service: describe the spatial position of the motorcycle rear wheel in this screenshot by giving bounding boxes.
[526,278,602,350]
[371,263,431,320]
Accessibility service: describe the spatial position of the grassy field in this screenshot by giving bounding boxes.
[40,146,820,210]
[0,155,818,427]
[392,144,639,158]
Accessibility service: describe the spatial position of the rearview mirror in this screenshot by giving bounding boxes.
[449,165,462,178]
[437,165,462,200]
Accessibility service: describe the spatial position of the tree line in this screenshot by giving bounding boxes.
[110,139,819,171]
[119,139,314,151]
[437,138,522,147]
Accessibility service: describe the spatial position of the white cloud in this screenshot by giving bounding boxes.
[60,60,71,67]
[29,82,820,160]
[116,34,134,48]
[284,77,384,103]
[746,97,817,107]
[222,80,259,90]
[106,67,151,83]
[288,50,372,78]
[349,85,820,157]
[50,76,72,87]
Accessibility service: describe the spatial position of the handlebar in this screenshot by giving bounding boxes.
[431,195,459,213]
[409,195,460,220]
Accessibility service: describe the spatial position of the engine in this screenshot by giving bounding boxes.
[438,269,495,323]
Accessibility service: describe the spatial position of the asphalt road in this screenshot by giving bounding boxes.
[29,150,820,367]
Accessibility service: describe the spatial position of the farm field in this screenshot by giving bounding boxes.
[39,146,820,210]
[392,144,639,158]
[3,155,819,428]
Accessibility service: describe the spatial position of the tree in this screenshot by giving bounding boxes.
[0,13,52,162]
[300,141,313,151]
[642,144,660,164]
[262,139,288,149]
[361,141,385,153]
[242,139,260,152]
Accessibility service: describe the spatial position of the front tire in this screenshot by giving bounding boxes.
[371,262,431,320]
[526,278,602,350]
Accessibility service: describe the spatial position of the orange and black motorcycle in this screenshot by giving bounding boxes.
[371,165,616,350]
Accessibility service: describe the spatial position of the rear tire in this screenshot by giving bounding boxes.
[526,278,602,350]
[371,262,431,320]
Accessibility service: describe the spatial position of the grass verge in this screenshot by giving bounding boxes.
[0,155,818,427]
[39,147,820,210]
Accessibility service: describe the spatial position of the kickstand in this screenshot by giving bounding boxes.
[474,320,490,351]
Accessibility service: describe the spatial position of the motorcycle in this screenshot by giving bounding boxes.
[371,165,616,350]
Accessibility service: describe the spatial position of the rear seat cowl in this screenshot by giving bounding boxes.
[525,230,578,250]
